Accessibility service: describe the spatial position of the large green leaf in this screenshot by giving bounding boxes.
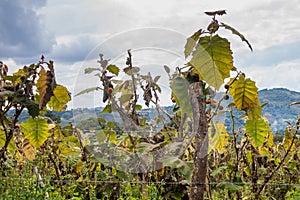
[190,35,234,89]
[21,117,49,147]
[245,119,269,147]
[48,85,71,112]
[228,75,258,111]
[170,76,192,117]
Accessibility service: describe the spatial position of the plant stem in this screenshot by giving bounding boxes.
[189,82,208,200]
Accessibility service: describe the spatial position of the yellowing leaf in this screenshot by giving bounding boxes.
[258,147,271,158]
[0,129,17,150]
[48,85,71,112]
[244,166,251,177]
[283,127,296,151]
[262,116,274,147]
[245,119,269,147]
[209,122,229,153]
[100,104,112,114]
[190,35,234,89]
[107,64,119,76]
[247,99,262,121]
[76,160,83,173]
[229,75,258,111]
[21,117,49,147]
[22,142,36,161]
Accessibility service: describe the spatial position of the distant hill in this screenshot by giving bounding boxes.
[10,88,300,134]
[258,88,300,132]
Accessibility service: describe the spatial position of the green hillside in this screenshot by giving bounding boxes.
[259,88,300,132]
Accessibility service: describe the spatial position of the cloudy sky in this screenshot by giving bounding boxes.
[1,0,300,108]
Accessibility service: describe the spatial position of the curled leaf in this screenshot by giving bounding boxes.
[75,87,100,97]
[220,22,253,51]
[205,10,227,16]
[289,101,300,106]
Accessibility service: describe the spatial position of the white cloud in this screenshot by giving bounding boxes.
[1,0,300,109]
[242,59,300,92]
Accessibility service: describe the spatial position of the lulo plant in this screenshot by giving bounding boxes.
[0,10,298,199]
[0,56,71,163]
[76,10,297,199]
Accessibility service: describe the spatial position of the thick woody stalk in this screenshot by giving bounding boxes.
[189,82,209,200]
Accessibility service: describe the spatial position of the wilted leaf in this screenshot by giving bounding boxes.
[21,117,49,147]
[289,101,300,106]
[48,85,71,112]
[37,68,55,109]
[190,35,234,89]
[143,84,152,107]
[22,140,36,161]
[205,10,226,16]
[107,64,119,76]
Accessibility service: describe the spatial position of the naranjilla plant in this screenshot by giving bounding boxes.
[0,10,299,199]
